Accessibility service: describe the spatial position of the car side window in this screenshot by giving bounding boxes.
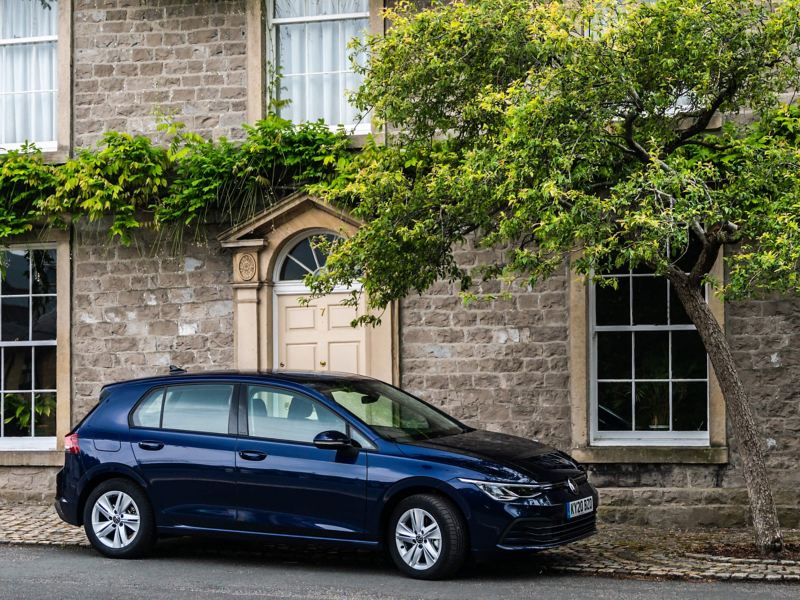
[160,384,234,435]
[131,387,164,428]
[246,385,347,444]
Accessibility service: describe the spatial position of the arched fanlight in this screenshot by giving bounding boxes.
[278,233,342,281]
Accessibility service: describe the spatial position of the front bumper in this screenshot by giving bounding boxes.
[497,511,596,550]
[455,476,599,553]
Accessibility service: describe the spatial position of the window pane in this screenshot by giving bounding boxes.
[634,331,669,379]
[34,346,55,389]
[32,249,57,294]
[672,331,707,379]
[671,232,704,273]
[247,385,346,443]
[595,277,629,326]
[2,296,29,341]
[669,284,692,324]
[274,9,368,127]
[596,332,631,379]
[672,382,708,431]
[634,382,669,430]
[33,392,56,436]
[161,384,233,434]
[1,250,29,295]
[3,393,32,436]
[279,256,311,281]
[131,388,164,428]
[4,346,32,390]
[274,0,303,18]
[0,45,58,145]
[597,382,632,431]
[0,0,59,38]
[32,295,56,340]
[632,276,667,325]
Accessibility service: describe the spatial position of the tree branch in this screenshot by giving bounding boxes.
[662,78,739,156]
[623,111,651,164]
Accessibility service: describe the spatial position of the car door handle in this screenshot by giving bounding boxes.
[238,450,268,461]
[138,441,164,451]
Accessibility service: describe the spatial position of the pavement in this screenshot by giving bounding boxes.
[1,543,800,600]
[1,503,799,587]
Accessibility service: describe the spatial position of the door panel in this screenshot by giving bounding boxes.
[277,292,367,374]
[129,384,238,529]
[235,385,368,539]
[286,344,316,370]
[328,341,359,373]
[132,430,238,528]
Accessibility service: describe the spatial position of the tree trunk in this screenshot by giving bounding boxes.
[669,273,783,554]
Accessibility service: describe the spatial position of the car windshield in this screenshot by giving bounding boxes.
[309,380,468,442]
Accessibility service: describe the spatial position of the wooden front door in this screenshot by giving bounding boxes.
[276,292,367,374]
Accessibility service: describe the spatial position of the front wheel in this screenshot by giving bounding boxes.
[387,494,468,580]
[83,478,155,558]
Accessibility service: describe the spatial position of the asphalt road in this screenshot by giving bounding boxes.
[0,541,797,600]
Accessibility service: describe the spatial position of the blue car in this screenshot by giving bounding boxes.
[55,371,598,579]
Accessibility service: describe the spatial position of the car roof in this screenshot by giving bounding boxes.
[101,370,375,391]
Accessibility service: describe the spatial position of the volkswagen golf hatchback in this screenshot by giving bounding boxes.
[55,371,598,579]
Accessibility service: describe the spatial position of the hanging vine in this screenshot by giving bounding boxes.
[0,115,353,248]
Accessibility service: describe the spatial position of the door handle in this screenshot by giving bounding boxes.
[138,441,164,451]
[239,450,268,461]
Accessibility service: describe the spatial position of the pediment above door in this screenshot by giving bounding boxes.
[217,190,360,251]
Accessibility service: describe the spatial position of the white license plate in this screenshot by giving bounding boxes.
[566,496,593,519]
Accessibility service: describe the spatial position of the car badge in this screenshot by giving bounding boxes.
[567,478,578,495]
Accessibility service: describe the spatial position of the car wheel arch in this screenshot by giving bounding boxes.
[76,465,149,526]
[377,478,471,544]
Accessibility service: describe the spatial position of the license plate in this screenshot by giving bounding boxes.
[566,496,593,519]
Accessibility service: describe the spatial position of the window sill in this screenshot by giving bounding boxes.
[0,450,63,467]
[571,446,728,464]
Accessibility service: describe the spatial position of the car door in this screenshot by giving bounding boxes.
[129,382,238,529]
[234,383,369,540]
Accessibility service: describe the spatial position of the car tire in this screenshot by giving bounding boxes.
[83,478,155,559]
[387,493,467,580]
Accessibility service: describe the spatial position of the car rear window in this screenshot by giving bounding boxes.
[130,384,234,435]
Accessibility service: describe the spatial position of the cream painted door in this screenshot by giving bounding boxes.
[276,292,367,374]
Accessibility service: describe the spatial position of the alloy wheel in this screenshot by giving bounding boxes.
[394,508,442,570]
[91,490,141,549]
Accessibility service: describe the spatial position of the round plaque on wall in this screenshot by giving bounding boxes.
[238,253,257,281]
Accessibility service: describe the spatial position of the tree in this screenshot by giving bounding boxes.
[309,0,800,553]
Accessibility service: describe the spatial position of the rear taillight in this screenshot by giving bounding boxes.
[64,433,80,454]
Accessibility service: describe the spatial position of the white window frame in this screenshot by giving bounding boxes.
[0,242,58,450]
[0,1,60,153]
[267,1,372,134]
[588,271,710,447]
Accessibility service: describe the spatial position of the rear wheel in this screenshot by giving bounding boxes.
[83,478,155,558]
[387,494,467,580]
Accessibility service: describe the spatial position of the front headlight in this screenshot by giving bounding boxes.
[458,478,545,501]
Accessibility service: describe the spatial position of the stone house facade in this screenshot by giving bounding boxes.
[0,0,798,530]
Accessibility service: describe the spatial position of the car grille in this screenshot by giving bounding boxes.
[499,512,597,548]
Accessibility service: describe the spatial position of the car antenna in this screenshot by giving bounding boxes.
[169,365,187,375]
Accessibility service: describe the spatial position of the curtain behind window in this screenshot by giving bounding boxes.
[0,0,58,147]
[274,1,368,129]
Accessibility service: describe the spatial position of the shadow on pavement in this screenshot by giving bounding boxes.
[146,535,554,580]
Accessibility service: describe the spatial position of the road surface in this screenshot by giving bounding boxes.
[0,540,796,600]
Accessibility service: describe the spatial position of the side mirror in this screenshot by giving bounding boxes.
[313,430,352,450]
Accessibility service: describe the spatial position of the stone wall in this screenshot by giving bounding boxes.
[73,0,248,148]
[399,238,572,446]
[71,224,234,423]
[0,467,56,503]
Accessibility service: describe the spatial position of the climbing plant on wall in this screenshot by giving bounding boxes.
[0,115,352,247]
